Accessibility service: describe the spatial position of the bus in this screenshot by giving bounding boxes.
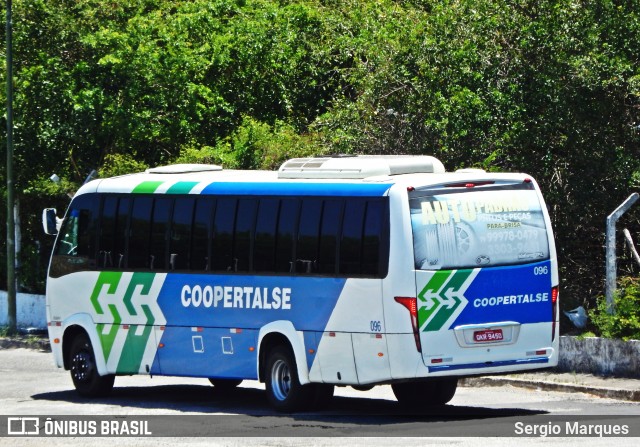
[43,155,559,411]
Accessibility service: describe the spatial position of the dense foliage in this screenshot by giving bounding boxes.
[1,0,639,329]
[592,276,640,340]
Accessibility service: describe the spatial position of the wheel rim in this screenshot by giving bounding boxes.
[270,359,291,401]
[71,350,94,383]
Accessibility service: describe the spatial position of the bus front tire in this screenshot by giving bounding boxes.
[392,378,457,408]
[265,346,313,412]
[69,334,114,398]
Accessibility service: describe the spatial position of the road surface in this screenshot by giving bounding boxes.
[0,348,638,446]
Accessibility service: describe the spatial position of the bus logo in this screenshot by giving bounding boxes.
[7,417,40,435]
[90,272,166,373]
[417,269,478,332]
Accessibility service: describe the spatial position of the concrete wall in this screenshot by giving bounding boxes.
[558,335,640,378]
[0,291,46,328]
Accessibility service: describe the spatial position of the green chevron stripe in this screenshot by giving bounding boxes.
[96,303,122,361]
[445,269,473,294]
[419,269,473,332]
[418,270,450,327]
[418,270,450,302]
[132,181,164,194]
[116,305,155,374]
[123,273,155,316]
[166,181,199,194]
[90,271,122,315]
[427,298,459,331]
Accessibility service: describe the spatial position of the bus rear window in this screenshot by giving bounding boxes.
[409,187,550,270]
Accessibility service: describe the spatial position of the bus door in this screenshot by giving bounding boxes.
[409,180,556,371]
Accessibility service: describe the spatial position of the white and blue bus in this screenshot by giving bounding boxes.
[43,155,559,411]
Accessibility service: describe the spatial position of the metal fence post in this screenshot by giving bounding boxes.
[605,193,639,314]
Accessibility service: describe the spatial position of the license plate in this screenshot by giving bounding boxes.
[473,328,504,343]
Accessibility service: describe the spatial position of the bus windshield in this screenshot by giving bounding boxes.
[410,185,550,270]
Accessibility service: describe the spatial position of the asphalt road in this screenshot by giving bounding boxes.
[0,348,639,446]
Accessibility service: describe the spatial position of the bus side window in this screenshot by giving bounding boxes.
[150,197,173,270]
[234,199,258,272]
[275,199,299,273]
[318,200,344,274]
[192,198,215,271]
[128,197,153,269]
[98,196,118,268]
[340,199,366,275]
[50,194,98,277]
[254,198,279,273]
[212,198,237,271]
[114,197,131,269]
[296,199,322,273]
[362,200,385,276]
[170,197,195,270]
[55,211,80,257]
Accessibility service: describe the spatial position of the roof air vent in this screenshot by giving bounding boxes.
[278,156,445,179]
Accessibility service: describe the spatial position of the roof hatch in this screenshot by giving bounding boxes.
[278,155,445,179]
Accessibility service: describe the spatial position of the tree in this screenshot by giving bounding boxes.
[0,0,639,315]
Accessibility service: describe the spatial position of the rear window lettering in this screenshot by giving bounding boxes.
[410,189,550,270]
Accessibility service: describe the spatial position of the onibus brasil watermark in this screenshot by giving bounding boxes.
[6,417,151,437]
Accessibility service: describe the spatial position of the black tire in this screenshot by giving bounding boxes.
[69,334,115,398]
[352,385,374,392]
[208,378,243,391]
[312,383,335,409]
[392,378,457,408]
[264,346,314,412]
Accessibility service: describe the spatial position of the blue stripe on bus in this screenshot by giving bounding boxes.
[303,331,320,373]
[153,274,347,377]
[427,357,549,373]
[200,182,392,197]
[451,260,553,328]
[151,326,259,379]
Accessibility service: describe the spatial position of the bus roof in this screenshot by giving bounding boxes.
[73,156,535,198]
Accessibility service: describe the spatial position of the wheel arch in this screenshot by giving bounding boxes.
[61,314,108,376]
[257,321,309,385]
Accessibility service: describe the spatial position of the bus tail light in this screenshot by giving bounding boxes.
[394,297,422,353]
[551,286,559,341]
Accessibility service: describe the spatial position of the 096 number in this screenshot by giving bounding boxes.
[533,266,549,275]
[370,321,382,332]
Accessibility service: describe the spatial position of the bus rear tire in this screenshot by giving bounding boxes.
[392,378,457,408]
[208,378,243,390]
[265,346,313,412]
[69,334,114,398]
[312,383,334,409]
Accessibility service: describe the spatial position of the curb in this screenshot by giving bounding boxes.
[461,376,640,402]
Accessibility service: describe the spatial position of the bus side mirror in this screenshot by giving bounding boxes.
[42,208,60,235]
